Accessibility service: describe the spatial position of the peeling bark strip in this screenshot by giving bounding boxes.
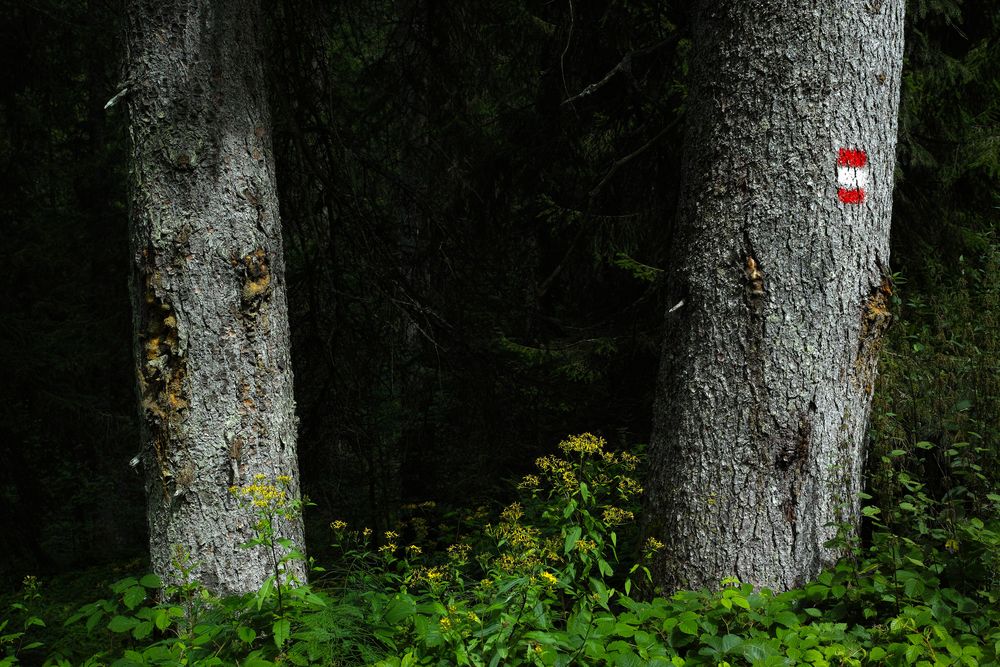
[126,0,304,595]
[644,0,904,593]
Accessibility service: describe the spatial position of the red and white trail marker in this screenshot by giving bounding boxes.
[837,148,868,204]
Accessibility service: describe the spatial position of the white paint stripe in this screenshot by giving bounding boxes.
[837,166,869,189]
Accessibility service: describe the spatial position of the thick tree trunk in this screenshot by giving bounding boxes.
[125,0,305,595]
[644,1,904,592]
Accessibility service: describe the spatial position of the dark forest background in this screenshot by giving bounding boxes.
[1,0,997,586]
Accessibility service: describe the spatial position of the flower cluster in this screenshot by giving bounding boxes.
[421,566,446,584]
[601,506,635,526]
[485,499,564,574]
[617,475,643,500]
[517,474,540,489]
[379,530,399,555]
[447,543,471,562]
[558,432,606,456]
[643,536,665,559]
[535,455,579,493]
[229,473,290,511]
[500,502,523,522]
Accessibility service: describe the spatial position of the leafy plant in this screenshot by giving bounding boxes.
[3,441,998,666]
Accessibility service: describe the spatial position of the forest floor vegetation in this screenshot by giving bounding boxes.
[2,433,998,666]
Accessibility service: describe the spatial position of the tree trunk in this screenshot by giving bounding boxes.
[125,0,305,595]
[644,0,904,592]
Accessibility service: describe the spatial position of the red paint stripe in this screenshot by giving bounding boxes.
[838,187,865,204]
[838,148,867,168]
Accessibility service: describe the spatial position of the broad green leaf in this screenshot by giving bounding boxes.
[384,595,417,624]
[272,618,290,648]
[153,609,171,631]
[123,586,146,610]
[719,634,743,653]
[107,615,138,633]
[131,621,153,640]
[678,619,698,635]
[564,526,583,555]
[256,576,275,611]
[773,611,799,628]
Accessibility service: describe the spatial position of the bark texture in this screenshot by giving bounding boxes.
[125,0,305,595]
[644,0,904,592]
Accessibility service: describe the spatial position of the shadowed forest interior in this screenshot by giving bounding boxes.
[2,0,998,584]
[1,1,999,663]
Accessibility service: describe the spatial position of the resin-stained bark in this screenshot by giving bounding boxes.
[644,0,904,592]
[125,0,305,595]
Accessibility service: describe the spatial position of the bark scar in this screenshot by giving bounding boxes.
[854,276,893,393]
[776,400,815,555]
[238,248,272,318]
[740,235,768,452]
[744,255,765,308]
[742,227,765,314]
[137,255,190,497]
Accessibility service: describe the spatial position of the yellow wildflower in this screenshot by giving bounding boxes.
[602,506,635,526]
[558,433,605,456]
[406,544,422,556]
[447,543,472,561]
[560,468,579,492]
[644,536,665,553]
[574,539,597,553]
[619,451,640,471]
[497,553,518,572]
[542,537,563,562]
[501,502,523,522]
[439,616,452,631]
[617,476,643,498]
[540,571,558,586]
[330,519,348,531]
[232,477,288,510]
[517,474,540,489]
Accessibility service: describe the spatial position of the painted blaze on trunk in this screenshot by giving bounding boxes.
[125,0,305,595]
[644,1,904,592]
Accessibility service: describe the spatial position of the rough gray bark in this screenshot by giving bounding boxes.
[644,0,904,592]
[125,0,305,595]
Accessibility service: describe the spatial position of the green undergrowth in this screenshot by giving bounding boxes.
[2,434,998,667]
